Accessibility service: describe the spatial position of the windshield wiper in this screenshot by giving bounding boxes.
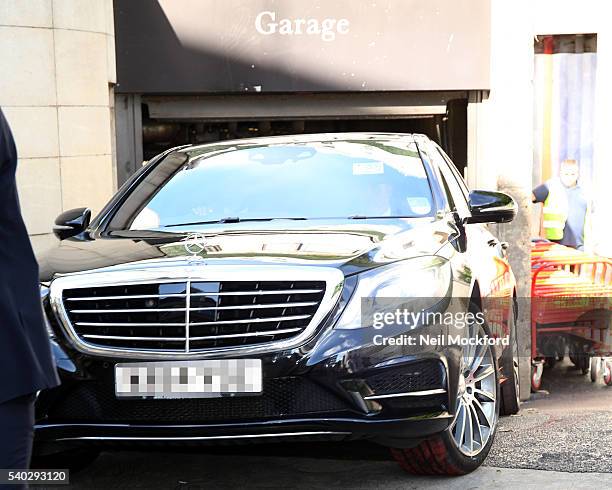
[348,215,417,220]
[164,217,307,228]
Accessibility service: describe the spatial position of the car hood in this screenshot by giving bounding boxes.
[38,218,455,282]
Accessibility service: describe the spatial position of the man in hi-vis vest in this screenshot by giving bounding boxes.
[532,159,589,251]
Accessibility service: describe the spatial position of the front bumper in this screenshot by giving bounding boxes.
[35,302,465,452]
[34,415,453,449]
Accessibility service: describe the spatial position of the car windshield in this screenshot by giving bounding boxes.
[116,139,434,231]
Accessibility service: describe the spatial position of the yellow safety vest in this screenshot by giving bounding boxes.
[542,180,569,241]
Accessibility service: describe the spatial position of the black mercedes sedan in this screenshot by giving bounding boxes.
[35,133,520,475]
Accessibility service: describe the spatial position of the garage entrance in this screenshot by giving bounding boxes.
[116,92,469,186]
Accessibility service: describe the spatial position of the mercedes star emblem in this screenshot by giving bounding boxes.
[183,233,207,255]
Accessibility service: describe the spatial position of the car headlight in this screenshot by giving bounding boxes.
[40,284,56,339]
[334,256,451,329]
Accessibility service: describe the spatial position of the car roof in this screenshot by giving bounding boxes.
[176,132,426,156]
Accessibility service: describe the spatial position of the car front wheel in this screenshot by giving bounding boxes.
[500,299,520,415]
[391,320,499,475]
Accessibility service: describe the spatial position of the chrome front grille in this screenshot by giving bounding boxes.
[60,280,326,353]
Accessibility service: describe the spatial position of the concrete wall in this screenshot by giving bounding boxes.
[0,0,116,255]
[467,0,535,398]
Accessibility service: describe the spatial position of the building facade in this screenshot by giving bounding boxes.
[0,0,116,255]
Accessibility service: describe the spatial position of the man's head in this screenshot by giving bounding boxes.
[559,159,579,188]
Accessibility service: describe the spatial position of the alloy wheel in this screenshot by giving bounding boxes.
[450,324,498,457]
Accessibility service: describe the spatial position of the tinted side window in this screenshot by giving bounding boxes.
[436,146,470,200]
[438,169,456,212]
[431,148,470,216]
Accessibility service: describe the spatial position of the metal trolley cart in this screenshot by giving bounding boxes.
[530,240,612,391]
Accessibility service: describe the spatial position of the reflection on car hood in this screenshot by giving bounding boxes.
[38,218,454,282]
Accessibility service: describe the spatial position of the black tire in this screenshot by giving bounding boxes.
[500,299,520,415]
[579,356,590,375]
[391,312,500,475]
[391,431,491,476]
[555,337,566,362]
[31,448,99,474]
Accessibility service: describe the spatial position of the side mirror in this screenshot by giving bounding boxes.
[53,207,91,240]
[464,190,517,224]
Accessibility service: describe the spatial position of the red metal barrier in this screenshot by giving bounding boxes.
[530,240,612,390]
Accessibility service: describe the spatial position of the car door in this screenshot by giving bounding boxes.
[418,142,470,282]
[432,143,514,346]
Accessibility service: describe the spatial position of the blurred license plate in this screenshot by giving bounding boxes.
[115,359,262,399]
